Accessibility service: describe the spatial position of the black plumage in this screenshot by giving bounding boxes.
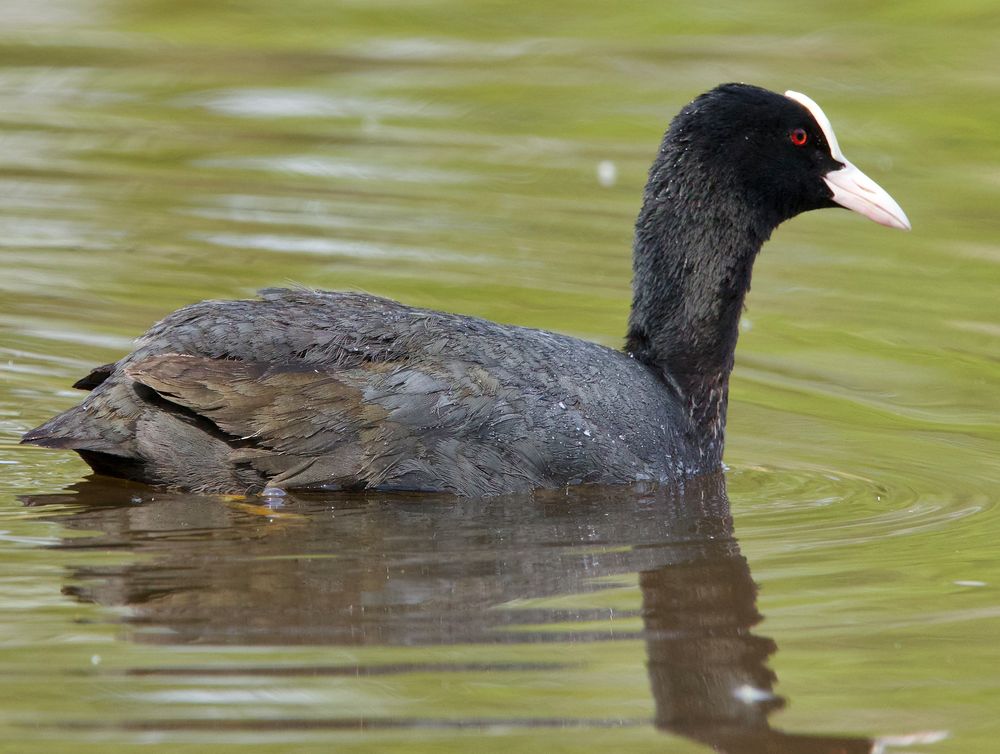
[22,84,909,495]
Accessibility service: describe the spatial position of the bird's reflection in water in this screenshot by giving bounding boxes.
[25,473,877,752]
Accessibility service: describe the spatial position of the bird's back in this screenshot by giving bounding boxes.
[23,289,689,495]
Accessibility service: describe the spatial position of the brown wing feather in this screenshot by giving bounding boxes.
[123,353,547,494]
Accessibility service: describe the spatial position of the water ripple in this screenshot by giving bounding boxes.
[179,88,455,120]
[193,231,485,263]
[195,154,473,185]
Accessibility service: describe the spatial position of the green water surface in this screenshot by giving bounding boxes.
[1,1,998,752]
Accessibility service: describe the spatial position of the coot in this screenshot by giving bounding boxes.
[23,84,910,495]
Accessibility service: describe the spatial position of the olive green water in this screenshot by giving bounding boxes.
[1,1,998,752]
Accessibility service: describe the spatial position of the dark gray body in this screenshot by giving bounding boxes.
[25,84,901,496]
[26,289,695,495]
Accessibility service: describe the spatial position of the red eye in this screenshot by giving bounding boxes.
[790,128,808,147]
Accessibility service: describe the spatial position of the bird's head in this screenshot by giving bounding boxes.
[658,83,910,231]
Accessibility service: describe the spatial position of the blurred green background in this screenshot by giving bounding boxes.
[0,1,998,752]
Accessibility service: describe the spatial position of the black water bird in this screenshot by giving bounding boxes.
[22,84,910,495]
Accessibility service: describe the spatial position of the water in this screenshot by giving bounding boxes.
[1,1,999,752]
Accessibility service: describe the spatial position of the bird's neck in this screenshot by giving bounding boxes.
[625,165,775,463]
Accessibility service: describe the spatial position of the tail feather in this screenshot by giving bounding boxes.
[23,374,269,492]
[21,405,127,455]
[72,363,116,391]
